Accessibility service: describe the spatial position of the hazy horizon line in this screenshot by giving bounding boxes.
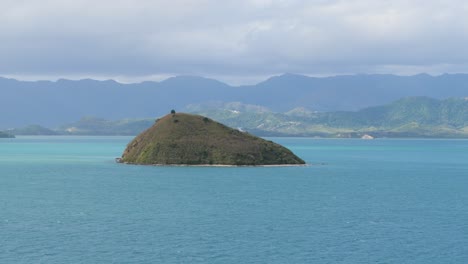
[2,72,467,86]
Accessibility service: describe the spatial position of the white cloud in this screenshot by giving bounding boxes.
[1,0,468,84]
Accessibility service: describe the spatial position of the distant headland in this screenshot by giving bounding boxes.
[0,131,14,138]
[119,112,305,166]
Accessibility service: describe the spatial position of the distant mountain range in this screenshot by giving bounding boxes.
[7,97,468,138]
[1,73,467,128]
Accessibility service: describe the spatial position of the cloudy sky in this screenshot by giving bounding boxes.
[2,0,468,84]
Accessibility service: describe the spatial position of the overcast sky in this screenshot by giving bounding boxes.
[2,0,468,84]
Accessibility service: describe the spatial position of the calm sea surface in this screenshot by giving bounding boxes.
[1,136,467,263]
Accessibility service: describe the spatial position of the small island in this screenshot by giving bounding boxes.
[119,112,305,166]
[0,131,14,138]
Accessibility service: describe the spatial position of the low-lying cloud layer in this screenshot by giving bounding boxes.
[2,0,468,83]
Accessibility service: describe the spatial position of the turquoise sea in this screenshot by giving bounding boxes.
[1,136,468,263]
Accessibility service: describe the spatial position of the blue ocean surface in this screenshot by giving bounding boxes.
[1,136,468,263]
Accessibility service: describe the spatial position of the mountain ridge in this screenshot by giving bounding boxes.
[1,73,467,128]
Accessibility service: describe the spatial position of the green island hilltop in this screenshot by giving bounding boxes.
[119,112,305,166]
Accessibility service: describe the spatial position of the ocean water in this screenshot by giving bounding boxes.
[1,136,468,263]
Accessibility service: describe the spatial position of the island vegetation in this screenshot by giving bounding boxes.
[120,112,305,166]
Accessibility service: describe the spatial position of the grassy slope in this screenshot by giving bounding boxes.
[121,113,305,165]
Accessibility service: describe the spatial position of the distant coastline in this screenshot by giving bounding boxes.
[4,97,467,139]
[0,131,14,138]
